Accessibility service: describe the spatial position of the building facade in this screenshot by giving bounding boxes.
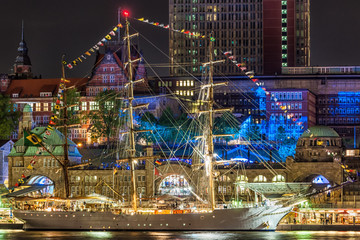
[169,0,310,76]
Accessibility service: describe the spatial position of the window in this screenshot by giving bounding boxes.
[254,175,267,182]
[89,102,98,110]
[272,175,285,183]
[110,75,115,83]
[82,102,87,111]
[43,103,49,111]
[35,103,41,111]
[40,92,52,97]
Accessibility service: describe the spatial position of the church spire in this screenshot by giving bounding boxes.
[13,20,32,79]
[21,19,24,42]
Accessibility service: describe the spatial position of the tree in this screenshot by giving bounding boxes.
[86,90,123,149]
[54,88,80,135]
[278,137,297,160]
[275,126,287,142]
[158,107,175,127]
[245,124,261,141]
[0,94,20,139]
[214,112,240,141]
[138,112,158,144]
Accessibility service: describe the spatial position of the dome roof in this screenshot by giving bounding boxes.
[300,126,339,138]
[23,104,32,112]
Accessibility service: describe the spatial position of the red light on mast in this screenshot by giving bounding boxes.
[123,10,130,18]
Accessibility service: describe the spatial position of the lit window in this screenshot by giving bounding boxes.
[82,102,87,111]
[272,175,285,183]
[36,103,41,111]
[254,175,267,182]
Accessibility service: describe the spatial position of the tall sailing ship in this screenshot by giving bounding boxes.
[11,12,295,230]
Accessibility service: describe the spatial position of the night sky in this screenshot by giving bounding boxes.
[0,0,359,78]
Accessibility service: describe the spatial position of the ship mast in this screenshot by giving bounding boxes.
[200,35,233,210]
[61,56,71,198]
[122,10,148,212]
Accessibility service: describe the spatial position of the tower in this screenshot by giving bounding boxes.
[18,104,33,139]
[13,21,32,79]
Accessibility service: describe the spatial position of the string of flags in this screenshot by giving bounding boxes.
[10,78,68,192]
[135,17,206,39]
[134,17,304,127]
[223,50,304,126]
[63,24,123,70]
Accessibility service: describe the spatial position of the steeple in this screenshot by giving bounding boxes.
[21,20,24,42]
[13,20,32,79]
[18,104,33,139]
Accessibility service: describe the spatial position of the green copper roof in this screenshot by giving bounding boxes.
[9,127,81,158]
[23,104,32,112]
[300,126,340,138]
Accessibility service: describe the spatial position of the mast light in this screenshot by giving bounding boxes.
[123,10,130,18]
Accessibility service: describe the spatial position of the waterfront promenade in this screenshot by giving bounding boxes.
[278,223,360,231]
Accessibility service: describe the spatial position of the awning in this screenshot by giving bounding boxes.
[4,184,51,198]
[237,182,312,196]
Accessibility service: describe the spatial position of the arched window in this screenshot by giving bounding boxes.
[219,175,231,182]
[159,175,190,196]
[272,175,285,183]
[236,175,248,183]
[254,175,267,182]
[313,175,330,184]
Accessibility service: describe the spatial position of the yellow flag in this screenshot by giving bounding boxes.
[138,18,144,21]
[27,165,33,170]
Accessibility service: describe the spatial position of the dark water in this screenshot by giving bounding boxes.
[1,231,360,240]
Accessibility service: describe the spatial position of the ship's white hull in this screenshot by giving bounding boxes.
[14,205,292,231]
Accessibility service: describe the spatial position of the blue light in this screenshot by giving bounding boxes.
[313,175,330,184]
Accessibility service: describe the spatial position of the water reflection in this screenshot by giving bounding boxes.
[0,230,360,240]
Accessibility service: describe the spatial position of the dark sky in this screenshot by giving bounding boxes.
[0,0,359,78]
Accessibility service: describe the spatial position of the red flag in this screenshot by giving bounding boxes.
[21,174,26,178]
[49,120,56,125]
[154,167,160,176]
[15,183,19,187]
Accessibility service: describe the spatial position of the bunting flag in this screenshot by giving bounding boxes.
[13,77,68,191]
[11,174,31,191]
[222,50,305,125]
[63,23,123,69]
[135,17,206,39]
